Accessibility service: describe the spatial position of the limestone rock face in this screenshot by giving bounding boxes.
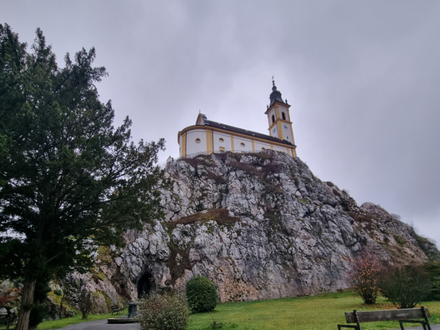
[66,151,439,307]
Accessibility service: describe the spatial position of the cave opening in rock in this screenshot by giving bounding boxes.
[137,272,154,298]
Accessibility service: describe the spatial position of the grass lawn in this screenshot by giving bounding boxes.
[187,291,440,330]
[2,292,439,330]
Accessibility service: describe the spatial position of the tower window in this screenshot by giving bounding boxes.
[219,137,224,142]
[219,147,225,153]
[272,115,275,123]
[282,112,286,120]
[240,142,245,147]
[195,138,201,144]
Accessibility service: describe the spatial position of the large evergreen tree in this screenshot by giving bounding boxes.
[0,24,168,330]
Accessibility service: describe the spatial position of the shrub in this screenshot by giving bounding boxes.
[53,289,63,296]
[78,290,93,319]
[186,276,218,313]
[424,262,440,300]
[29,305,48,328]
[29,276,51,329]
[349,251,384,304]
[137,293,189,330]
[379,265,431,308]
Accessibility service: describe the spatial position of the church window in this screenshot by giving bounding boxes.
[261,147,266,150]
[195,138,201,144]
[282,112,286,120]
[219,137,224,142]
[240,142,245,147]
[219,147,225,153]
[272,115,275,123]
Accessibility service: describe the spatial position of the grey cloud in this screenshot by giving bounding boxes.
[3,0,440,246]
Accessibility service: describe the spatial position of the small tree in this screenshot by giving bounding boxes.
[349,251,384,304]
[137,293,189,330]
[78,290,93,320]
[186,276,217,313]
[379,265,431,308]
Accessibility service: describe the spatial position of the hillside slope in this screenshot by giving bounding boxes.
[62,151,439,312]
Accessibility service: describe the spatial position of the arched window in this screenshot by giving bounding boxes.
[219,147,225,153]
[272,115,275,123]
[282,112,286,120]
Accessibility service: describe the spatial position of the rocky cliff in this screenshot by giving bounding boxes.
[59,151,439,313]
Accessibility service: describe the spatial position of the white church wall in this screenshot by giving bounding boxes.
[272,145,287,153]
[254,140,272,151]
[186,129,207,156]
[233,136,253,153]
[213,132,232,153]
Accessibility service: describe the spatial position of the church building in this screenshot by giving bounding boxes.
[178,81,297,158]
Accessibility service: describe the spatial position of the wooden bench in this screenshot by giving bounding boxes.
[337,307,432,330]
[111,305,123,315]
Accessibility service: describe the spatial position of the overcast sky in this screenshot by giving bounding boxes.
[3,1,440,248]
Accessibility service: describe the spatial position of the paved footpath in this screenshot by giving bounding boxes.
[60,319,139,330]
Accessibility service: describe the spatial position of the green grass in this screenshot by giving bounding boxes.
[187,291,440,330]
[3,292,440,330]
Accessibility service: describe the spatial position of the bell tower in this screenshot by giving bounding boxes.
[264,79,296,149]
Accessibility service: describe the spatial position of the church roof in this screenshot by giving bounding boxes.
[201,116,295,147]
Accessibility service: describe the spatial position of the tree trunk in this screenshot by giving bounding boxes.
[15,277,37,330]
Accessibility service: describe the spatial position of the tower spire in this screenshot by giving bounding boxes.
[269,77,284,105]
